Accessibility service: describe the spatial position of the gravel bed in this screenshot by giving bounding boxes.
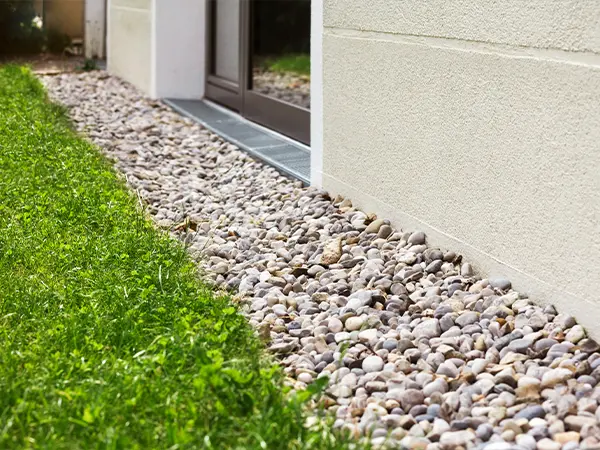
[42,71,600,450]
[253,69,310,109]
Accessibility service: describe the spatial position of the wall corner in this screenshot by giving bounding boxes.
[310,0,324,187]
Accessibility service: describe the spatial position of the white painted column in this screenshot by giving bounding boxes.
[310,0,324,187]
[151,0,207,99]
[105,0,111,62]
[85,0,106,59]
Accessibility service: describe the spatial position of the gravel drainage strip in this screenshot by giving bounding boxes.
[43,71,600,450]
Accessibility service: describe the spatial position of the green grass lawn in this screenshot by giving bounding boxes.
[265,54,310,76]
[0,66,349,449]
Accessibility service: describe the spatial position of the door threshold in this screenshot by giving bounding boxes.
[164,98,310,185]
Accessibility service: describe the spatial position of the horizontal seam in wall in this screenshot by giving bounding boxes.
[319,169,596,307]
[324,26,600,69]
[110,5,150,13]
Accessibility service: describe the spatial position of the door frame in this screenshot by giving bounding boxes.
[205,0,310,145]
[205,0,243,112]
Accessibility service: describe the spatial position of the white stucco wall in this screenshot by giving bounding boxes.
[320,2,600,334]
[152,0,206,99]
[310,0,323,186]
[107,0,152,93]
[324,0,600,53]
[107,0,206,98]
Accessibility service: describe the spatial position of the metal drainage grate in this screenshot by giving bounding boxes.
[164,98,310,185]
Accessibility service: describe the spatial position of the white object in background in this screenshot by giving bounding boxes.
[85,0,106,59]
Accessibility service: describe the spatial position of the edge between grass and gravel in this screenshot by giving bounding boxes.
[0,65,355,449]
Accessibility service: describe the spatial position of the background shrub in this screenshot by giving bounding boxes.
[46,28,72,53]
[0,0,44,55]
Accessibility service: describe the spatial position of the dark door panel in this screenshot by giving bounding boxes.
[244,90,310,144]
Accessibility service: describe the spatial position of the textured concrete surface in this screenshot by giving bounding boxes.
[153,0,206,99]
[321,6,600,335]
[324,0,600,53]
[107,0,151,94]
[107,0,206,98]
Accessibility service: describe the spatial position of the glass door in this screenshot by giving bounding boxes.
[243,0,310,144]
[206,0,311,145]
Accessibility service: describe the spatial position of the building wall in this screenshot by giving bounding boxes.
[44,0,85,38]
[85,0,106,59]
[153,0,206,99]
[107,0,152,93]
[106,0,205,98]
[320,1,600,334]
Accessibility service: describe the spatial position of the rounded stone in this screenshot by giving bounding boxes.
[515,434,536,450]
[328,317,343,333]
[515,405,546,420]
[362,355,384,373]
[536,438,561,450]
[489,277,512,291]
[345,316,364,331]
[408,231,426,245]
